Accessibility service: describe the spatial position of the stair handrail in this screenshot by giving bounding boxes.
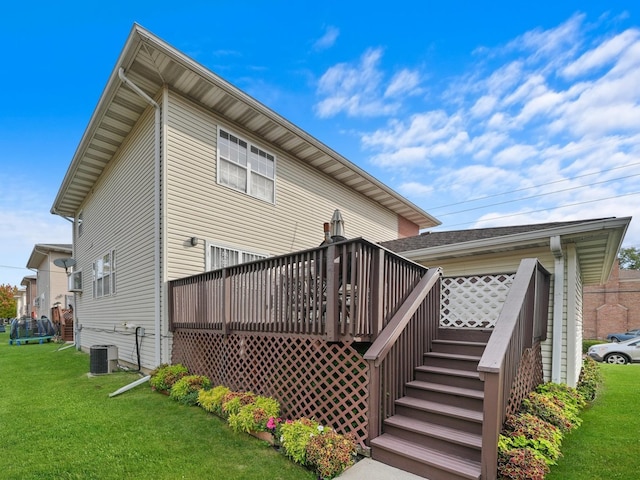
[478,258,551,480]
[364,267,442,440]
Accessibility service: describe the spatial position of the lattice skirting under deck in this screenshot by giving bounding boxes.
[172,329,370,446]
[506,342,544,417]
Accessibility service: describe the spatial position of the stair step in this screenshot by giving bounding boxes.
[405,381,484,410]
[437,327,492,343]
[395,396,483,435]
[431,339,487,356]
[371,434,481,480]
[396,396,483,422]
[407,381,484,400]
[423,352,482,371]
[415,365,484,390]
[384,415,482,450]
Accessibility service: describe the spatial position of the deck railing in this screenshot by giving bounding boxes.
[168,238,428,342]
[363,267,442,440]
[478,258,550,480]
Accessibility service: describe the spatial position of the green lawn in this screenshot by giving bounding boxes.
[547,363,640,480]
[0,332,314,480]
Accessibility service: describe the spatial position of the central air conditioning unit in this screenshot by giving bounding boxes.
[90,345,118,374]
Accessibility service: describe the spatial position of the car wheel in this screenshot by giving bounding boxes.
[604,353,629,364]
[611,337,620,342]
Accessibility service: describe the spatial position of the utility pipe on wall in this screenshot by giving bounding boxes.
[118,68,162,367]
[550,235,564,384]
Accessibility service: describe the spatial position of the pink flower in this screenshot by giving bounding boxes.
[266,417,277,430]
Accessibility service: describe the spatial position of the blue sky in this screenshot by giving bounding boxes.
[1,1,639,287]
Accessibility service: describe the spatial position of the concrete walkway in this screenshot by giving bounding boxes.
[338,458,424,479]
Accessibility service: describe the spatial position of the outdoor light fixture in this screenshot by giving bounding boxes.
[190,237,199,246]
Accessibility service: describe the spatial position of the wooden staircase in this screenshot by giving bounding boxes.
[370,328,491,480]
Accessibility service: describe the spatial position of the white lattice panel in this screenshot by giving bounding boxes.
[440,273,515,328]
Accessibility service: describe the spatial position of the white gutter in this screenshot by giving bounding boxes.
[118,68,162,367]
[550,235,564,384]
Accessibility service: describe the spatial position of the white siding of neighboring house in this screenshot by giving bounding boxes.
[35,262,51,319]
[73,106,157,369]
[49,252,72,312]
[163,91,400,281]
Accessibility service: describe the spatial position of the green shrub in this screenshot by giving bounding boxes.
[535,383,586,411]
[577,356,603,401]
[149,363,189,392]
[222,391,256,416]
[502,412,562,464]
[198,385,230,415]
[305,429,357,479]
[521,391,580,434]
[279,418,320,465]
[228,396,280,433]
[169,374,211,406]
[497,447,549,480]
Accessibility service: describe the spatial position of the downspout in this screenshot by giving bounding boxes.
[118,68,162,367]
[550,235,564,383]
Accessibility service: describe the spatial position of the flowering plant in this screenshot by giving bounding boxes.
[169,374,211,406]
[149,363,188,392]
[228,396,280,433]
[279,417,320,465]
[306,429,357,479]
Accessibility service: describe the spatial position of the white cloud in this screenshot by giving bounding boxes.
[562,28,640,78]
[314,48,425,118]
[313,26,340,51]
[311,13,640,248]
[384,69,422,98]
[398,181,434,197]
[315,48,401,117]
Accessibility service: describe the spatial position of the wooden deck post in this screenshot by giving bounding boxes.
[222,268,230,336]
[325,244,339,341]
[370,248,385,338]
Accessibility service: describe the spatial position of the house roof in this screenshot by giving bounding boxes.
[381,217,631,285]
[51,24,440,230]
[26,244,73,269]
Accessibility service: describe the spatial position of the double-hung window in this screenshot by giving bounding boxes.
[93,250,116,298]
[217,128,276,203]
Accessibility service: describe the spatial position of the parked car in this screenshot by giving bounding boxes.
[606,328,640,342]
[588,337,640,364]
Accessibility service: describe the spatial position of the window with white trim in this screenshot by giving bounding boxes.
[217,128,276,203]
[205,241,268,271]
[93,250,116,298]
[77,211,83,237]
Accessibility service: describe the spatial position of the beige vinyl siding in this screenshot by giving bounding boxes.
[164,91,398,280]
[49,253,71,308]
[73,106,157,369]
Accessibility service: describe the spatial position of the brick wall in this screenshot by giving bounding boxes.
[583,261,640,339]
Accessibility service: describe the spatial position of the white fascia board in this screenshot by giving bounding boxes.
[401,217,631,261]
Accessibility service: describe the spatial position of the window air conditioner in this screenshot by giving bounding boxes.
[68,271,82,292]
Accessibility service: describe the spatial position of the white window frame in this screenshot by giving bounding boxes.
[205,241,268,271]
[217,127,276,203]
[92,250,116,298]
[77,211,83,237]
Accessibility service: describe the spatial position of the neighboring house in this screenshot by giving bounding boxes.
[13,288,27,318]
[19,275,37,318]
[381,217,630,387]
[583,261,640,339]
[51,24,439,370]
[25,244,73,320]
